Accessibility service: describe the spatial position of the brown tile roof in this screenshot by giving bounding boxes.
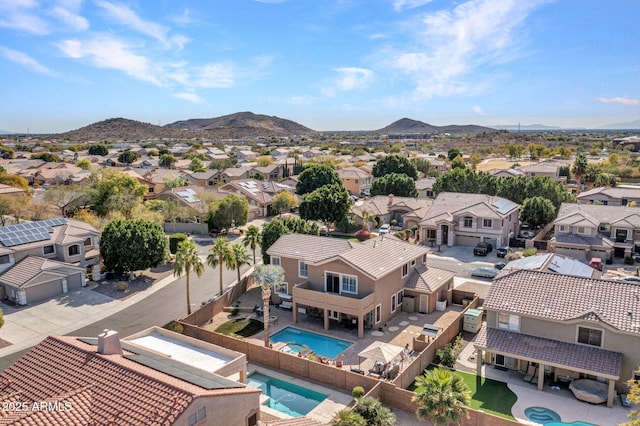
[555,202,640,227]
[0,336,256,426]
[405,265,455,293]
[266,233,353,264]
[419,192,518,226]
[485,269,640,335]
[474,327,623,378]
[0,256,82,288]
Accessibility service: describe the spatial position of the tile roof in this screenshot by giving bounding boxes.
[419,192,518,226]
[555,202,640,227]
[404,264,455,293]
[0,256,82,288]
[350,195,433,218]
[485,269,640,335]
[474,327,622,378]
[0,336,256,426]
[266,233,353,264]
[577,185,640,200]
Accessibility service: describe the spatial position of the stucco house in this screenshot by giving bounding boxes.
[577,186,640,207]
[220,179,293,218]
[266,233,454,338]
[474,269,640,408]
[0,218,100,305]
[337,167,373,196]
[350,194,433,230]
[550,203,640,261]
[418,192,520,248]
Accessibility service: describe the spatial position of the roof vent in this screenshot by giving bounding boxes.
[97,329,122,355]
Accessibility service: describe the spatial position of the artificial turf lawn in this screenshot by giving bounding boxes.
[215,317,264,338]
[411,365,517,420]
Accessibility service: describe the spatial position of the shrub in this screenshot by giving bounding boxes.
[352,386,365,398]
[390,219,397,226]
[230,307,239,316]
[169,233,189,254]
[165,320,184,333]
[523,248,537,257]
[336,216,357,233]
[436,334,462,368]
[354,229,372,242]
[307,353,317,362]
[115,281,128,291]
[505,252,522,261]
[625,256,636,265]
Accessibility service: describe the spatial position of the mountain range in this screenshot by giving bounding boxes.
[377,118,494,134]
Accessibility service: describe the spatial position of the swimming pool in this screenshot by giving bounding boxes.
[270,327,353,358]
[524,407,596,426]
[280,343,307,355]
[247,372,327,417]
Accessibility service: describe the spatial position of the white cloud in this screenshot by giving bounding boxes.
[393,0,433,12]
[322,67,374,97]
[172,92,203,103]
[56,35,160,85]
[387,0,550,98]
[0,45,55,75]
[598,97,640,106]
[0,0,49,34]
[473,106,486,115]
[49,0,89,31]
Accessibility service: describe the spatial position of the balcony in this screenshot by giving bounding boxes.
[292,281,376,317]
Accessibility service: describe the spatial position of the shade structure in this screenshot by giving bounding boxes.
[357,342,404,367]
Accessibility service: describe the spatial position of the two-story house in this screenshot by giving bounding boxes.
[550,203,640,261]
[337,167,373,196]
[0,218,100,305]
[220,179,294,218]
[474,269,640,407]
[577,186,640,207]
[266,233,454,338]
[350,194,433,231]
[418,192,520,248]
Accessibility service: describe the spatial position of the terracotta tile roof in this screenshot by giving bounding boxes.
[485,269,640,335]
[404,265,455,293]
[419,192,518,226]
[351,195,433,218]
[0,336,256,426]
[0,256,82,288]
[474,326,622,378]
[266,233,353,263]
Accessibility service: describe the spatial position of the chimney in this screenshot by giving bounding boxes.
[388,193,394,205]
[97,329,123,355]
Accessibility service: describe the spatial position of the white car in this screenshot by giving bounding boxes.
[379,224,391,234]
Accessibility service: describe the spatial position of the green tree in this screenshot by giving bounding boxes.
[572,152,588,190]
[451,155,466,169]
[207,237,234,296]
[520,196,557,228]
[413,367,471,426]
[43,185,87,217]
[372,154,418,180]
[206,194,249,231]
[353,396,396,426]
[0,172,28,190]
[159,153,177,168]
[299,184,353,232]
[100,219,169,276]
[243,225,261,264]
[230,243,251,285]
[0,196,12,226]
[370,173,418,197]
[88,144,109,156]
[447,147,461,161]
[260,218,319,263]
[189,157,206,172]
[626,367,640,425]
[271,191,298,217]
[117,150,139,164]
[256,156,274,166]
[0,307,4,329]
[469,153,482,170]
[411,157,432,175]
[295,163,341,196]
[32,152,62,162]
[173,240,205,315]
[163,175,187,189]
[253,263,285,347]
[331,410,366,426]
[88,169,146,217]
[75,159,92,170]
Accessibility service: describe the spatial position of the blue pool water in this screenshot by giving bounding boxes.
[247,372,327,417]
[270,327,353,358]
[280,343,307,355]
[524,407,595,426]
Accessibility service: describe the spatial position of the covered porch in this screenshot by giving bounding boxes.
[474,327,622,408]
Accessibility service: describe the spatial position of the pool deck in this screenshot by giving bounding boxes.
[456,339,633,426]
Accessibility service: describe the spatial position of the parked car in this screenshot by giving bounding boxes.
[613,276,640,282]
[470,267,500,278]
[588,257,603,271]
[473,242,493,256]
[379,224,391,234]
[496,246,510,258]
[495,262,507,270]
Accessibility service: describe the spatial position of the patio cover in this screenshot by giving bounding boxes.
[358,342,404,366]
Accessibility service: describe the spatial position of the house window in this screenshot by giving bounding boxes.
[68,245,80,256]
[577,227,585,234]
[391,294,397,312]
[341,274,357,294]
[577,326,602,347]
[270,256,281,266]
[622,198,628,206]
[411,259,416,268]
[43,245,55,255]
[298,261,308,278]
[375,304,382,324]
[427,229,436,239]
[559,225,566,232]
[0,254,10,264]
[188,408,206,426]
[498,313,519,331]
[148,187,154,193]
[463,217,473,228]
[402,263,408,277]
[397,290,404,306]
[274,281,288,295]
[84,237,92,246]
[483,219,492,228]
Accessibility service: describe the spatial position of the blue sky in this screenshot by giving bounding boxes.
[1,0,639,133]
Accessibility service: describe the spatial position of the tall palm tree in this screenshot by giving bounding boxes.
[207,237,233,296]
[413,367,471,426]
[252,263,284,347]
[243,225,261,264]
[230,243,252,285]
[173,240,205,315]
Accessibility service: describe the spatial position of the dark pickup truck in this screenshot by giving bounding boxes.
[473,242,493,256]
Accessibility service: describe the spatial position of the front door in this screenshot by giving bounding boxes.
[441,225,449,245]
[326,273,340,293]
[495,354,505,366]
[419,295,428,314]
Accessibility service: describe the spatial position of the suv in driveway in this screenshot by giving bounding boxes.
[496,246,510,258]
[473,242,493,256]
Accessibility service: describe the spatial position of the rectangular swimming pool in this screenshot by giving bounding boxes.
[247,372,327,417]
[270,327,353,358]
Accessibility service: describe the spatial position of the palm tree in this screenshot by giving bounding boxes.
[252,263,284,347]
[173,240,205,315]
[353,396,396,426]
[243,225,261,264]
[230,243,252,285]
[413,367,471,426]
[571,152,588,192]
[331,409,366,426]
[207,237,233,296]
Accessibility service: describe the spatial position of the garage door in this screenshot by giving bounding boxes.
[66,273,83,291]
[456,234,481,247]
[25,281,63,304]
